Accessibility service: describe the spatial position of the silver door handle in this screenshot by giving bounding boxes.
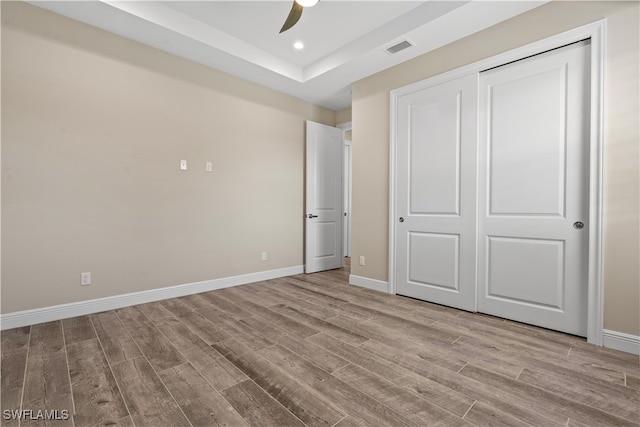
[399,217,405,223]
[307,214,318,219]
[573,221,584,229]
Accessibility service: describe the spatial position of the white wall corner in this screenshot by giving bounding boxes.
[349,275,391,294]
[602,330,640,356]
[0,265,304,330]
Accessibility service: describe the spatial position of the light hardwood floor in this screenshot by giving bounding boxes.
[2,259,639,427]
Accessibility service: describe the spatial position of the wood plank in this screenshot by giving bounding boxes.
[135,301,174,322]
[277,276,368,306]
[352,299,453,328]
[66,338,129,426]
[236,301,319,339]
[282,278,357,305]
[264,282,373,321]
[197,306,274,351]
[62,316,96,345]
[221,380,306,427]
[159,298,194,318]
[268,304,368,345]
[332,363,472,426]
[240,317,349,373]
[1,348,29,427]
[627,373,640,392]
[173,310,231,345]
[111,357,190,427]
[328,316,466,372]
[111,415,135,427]
[115,306,185,371]
[463,401,546,427]
[0,327,31,426]
[333,416,362,427]
[518,365,640,422]
[156,317,246,390]
[210,286,258,305]
[289,276,429,315]
[90,311,142,365]
[307,333,474,418]
[360,338,567,426]
[568,346,640,378]
[177,293,211,310]
[28,321,62,343]
[446,326,626,385]
[567,418,600,427]
[22,323,73,427]
[453,311,571,356]
[259,344,419,427]
[365,314,461,346]
[450,336,525,378]
[214,339,345,427]
[460,363,639,427]
[158,362,248,427]
[199,292,255,320]
[253,287,341,320]
[1,326,31,353]
[233,284,299,314]
[290,273,359,292]
[306,333,409,382]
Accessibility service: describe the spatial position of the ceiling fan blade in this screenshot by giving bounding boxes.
[279,1,304,33]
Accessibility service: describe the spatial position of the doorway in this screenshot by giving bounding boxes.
[338,122,353,261]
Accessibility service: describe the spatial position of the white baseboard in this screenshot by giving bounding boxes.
[0,265,304,330]
[603,329,640,355]
[349,275,390,294]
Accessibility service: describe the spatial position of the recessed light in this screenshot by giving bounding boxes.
[295,0,319,7]
[294,41,304,50]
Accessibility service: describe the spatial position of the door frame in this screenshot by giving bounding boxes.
[337,121,353,258]
[343,140,352,257]
[389,20,605,345]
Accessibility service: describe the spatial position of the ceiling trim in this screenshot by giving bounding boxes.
[27,1,549,110]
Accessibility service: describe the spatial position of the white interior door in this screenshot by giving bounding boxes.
[395,74,478,311]
[477,40,591,336]
[305,121,343,273]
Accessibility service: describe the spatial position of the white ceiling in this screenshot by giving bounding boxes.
[29,0,547,111]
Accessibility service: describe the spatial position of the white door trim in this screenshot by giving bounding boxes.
[343,140,352,257]
[390,20,605,345]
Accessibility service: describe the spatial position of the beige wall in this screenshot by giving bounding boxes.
[1,2,335,313]
[351,1,639,336]
[335,107,352,126]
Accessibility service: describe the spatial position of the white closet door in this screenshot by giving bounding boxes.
[477,41,591,336]
[395,74,478,311]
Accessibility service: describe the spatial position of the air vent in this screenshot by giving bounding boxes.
[385,40,414,55]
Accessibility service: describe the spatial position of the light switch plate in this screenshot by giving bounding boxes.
[180,160,187,171]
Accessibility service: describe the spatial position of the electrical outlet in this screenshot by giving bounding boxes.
[81,272,91,286]
[261,252,268,261]
[359,256,365,266]
[205,161,213,172]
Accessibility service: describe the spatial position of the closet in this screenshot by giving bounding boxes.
[392,40,591,336]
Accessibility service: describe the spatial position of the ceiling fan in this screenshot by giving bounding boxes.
[279,0,319,33]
